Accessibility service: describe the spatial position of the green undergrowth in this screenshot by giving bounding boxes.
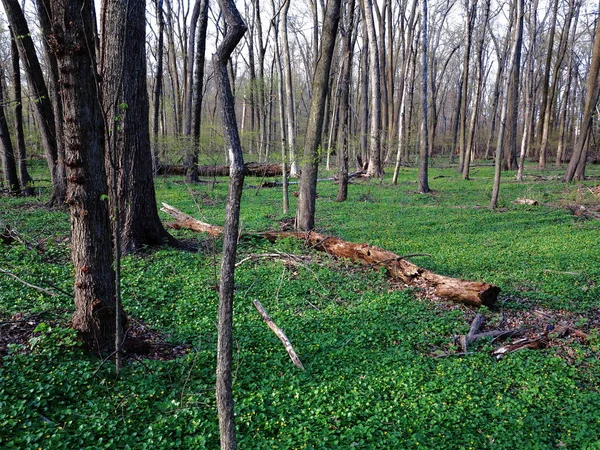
[1,161,600,449]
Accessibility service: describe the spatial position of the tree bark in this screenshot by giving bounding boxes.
[48,0,123,351]
[9,27,33,195]
[187,0,209,183]
[565,6,600,182]
[0,70,21,195]
[296,0,342,231]
[491,0,523,208]
[152,0,165,171]
[362,0,383,177]
[336,0,356,202]
[458,0,475,174]
[418,0,430,194]
[213,0,247,447]
[281,0,299,177]
[462,0,490,180]
[100,0,175,253]
[1,0,65,204]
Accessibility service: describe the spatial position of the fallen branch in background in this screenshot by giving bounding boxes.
[157,162,285,177]
[513,198,538,206]
[0,268,58,297]
[253,300,305,370]
[161,203,500,307]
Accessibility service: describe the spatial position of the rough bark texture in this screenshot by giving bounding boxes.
[363,0,383,178]
[2,0,65,204]
[161,204,500,307]
[418,0,430,194]
[152,0,165,171]
[491,0,523,208]
[48,0,122,351]
[0,70,21,195]
[100,0,175,254]
[565,7,600,182]
[213,0,247,447]
[296,0,342,231]
[187,0,209,183]
[9,27,33,195]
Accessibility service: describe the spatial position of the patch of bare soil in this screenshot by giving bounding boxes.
[0,312,189,362]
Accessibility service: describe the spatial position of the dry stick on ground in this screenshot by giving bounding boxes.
[253,299,305,370]
[161,203,500,307]
[455,313,529,352]
[0,268,58,297]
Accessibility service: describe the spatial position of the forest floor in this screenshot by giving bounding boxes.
[1,159,600,449]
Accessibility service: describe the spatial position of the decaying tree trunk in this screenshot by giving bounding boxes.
[157,162,284,177]
[161,204,500,307]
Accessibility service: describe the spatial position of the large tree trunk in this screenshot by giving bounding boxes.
[418,0,430,194]
[1,0,65,204]
[161,204,501,308]
[336,0,356,202]
[281,0,299,177]
[565,5,600,182]
[362,0,383,177]
[152,0,165,171]
[48,0,123,351]
[0,70,21,195]
[187,0,210,183]
[457,0,475,173]
[491,0,523,208]
[296,0,342,231]
[212,0,247,447]
[9,27,33,195]
[462,0,490,180]
[100,0,175,253]
[504,0,523,171]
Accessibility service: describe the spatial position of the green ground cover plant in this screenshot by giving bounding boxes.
[1,160,599,449]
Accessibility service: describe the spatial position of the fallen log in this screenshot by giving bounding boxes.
[160,203,224,237]
[253,300,305,370]
[161,204,500,307]
[157,162,285,177]
[513,198,538,206]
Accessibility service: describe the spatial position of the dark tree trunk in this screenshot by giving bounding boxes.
[48,0,123,351]
[565,7,600,182]
[212,0,247,448]
[10,27,33,195]
[187,0,210,183]
[152,0,165,171]
[296,0,342,231]
[35,0,67,192]
[1,0,65,204]
[184,0,202,136]
[336,0,356,202]
[418,0,430,193]
[100,0,175,254]
[0,70,21,195]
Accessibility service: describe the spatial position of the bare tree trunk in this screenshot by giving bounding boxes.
[418,0,430,193]
[9,27,33,195]
[565,7,600,182]
[213,0,247,446]
[152,0,165,171]
[184,0,202,136]
[100,0,176,253]
[336,0,356,202]
[491,0,523,209]
[163,0,182,135]
[462,0,490,180]
[48,0,123,351]
[539,0,576,168]
[187,0,209,182]
[504,0,523,171]
[0,70,21,195]
[556,8,578,167]
[358,33,369,168]
[1,0,65,204]
[458,0,475,173]
[363,0,383,177]
[517,0,538,181]
[296,0,342,230]
[281,0,299,177]
[536,0,559,159]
